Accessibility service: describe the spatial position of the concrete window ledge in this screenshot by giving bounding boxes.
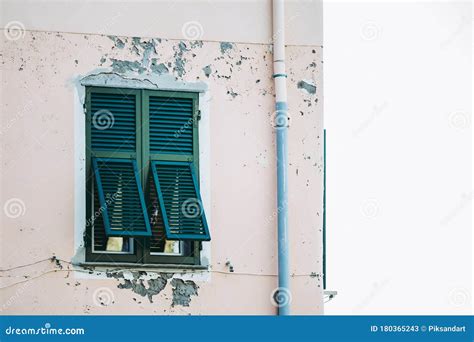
[78,262,209,272]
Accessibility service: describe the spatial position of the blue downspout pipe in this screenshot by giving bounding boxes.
[273,0,289,315]
[276,100,290,315]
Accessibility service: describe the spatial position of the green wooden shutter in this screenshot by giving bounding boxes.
[149,96,194,155]
[87,88,150,239]
[92,158,151,237]
[144,90,211,243]
[150,161,210,241]
[90,92,136,152]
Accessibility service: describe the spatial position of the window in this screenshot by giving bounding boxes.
[84,87,210,265]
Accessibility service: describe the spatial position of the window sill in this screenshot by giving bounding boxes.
[79,262,209,272]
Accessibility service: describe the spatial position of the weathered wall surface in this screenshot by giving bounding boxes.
[0,30,323,315]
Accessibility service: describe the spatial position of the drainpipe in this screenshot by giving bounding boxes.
[272,0,290,316]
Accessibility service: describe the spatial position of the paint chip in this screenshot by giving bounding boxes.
[297,80,317,95]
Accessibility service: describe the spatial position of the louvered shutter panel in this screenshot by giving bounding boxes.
[90,92,136,151]
[151,161,210,240]
[149,96,194,155]
[92,158,152,237]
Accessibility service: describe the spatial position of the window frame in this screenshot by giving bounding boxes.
[84,86,201,265]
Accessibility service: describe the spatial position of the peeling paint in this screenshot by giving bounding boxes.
[117,277,169,303]
[108,271,174,303]
[110,59,146,74]
[105,270,200,307]
[220,42,233,54]
[190,40,203,49]
[170,278,198,307]
[107,35,125,49]
[173,41,189,77]
[297,80,317,94]
[202,65,212,78]
[150,59,169,74]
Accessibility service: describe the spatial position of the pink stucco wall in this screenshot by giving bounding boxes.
[0,30,323,315]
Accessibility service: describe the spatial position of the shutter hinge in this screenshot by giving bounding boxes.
[83,102,87,114]
[196,110,201,121]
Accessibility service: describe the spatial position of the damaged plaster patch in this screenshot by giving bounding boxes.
[106,270,198,307]
[99,36,206,80]
[173,41,189,77]
[220,42,234,54]
[109,270,173,303]
[108,36,125,49]
[170,278,199,307]
[117,277,169,303]
[297,80,317,95]
[202,65,212,78]
[150,59,169,74]
[133,38,158,68]
[110,59,146,74]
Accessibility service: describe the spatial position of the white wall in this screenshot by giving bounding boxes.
[324,0,472,314]
[0,0,323,46]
